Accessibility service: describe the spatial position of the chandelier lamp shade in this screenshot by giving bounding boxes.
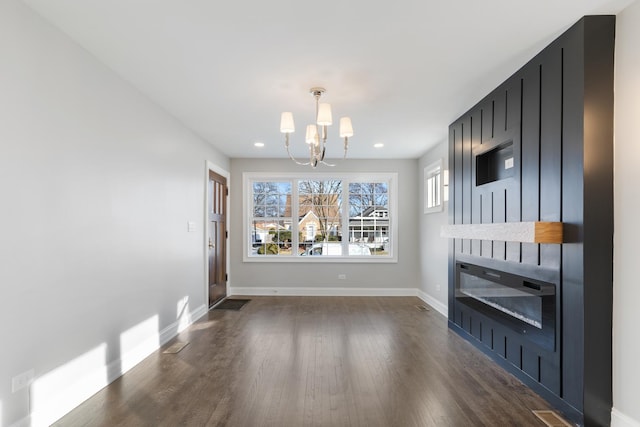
[280,87,353,168]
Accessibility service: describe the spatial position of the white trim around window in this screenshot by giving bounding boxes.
[424,159,444,214]
[243,172,398,263]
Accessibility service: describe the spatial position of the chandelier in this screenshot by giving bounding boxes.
[280,87,353,168]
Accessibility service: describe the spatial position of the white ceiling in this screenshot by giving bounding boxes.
[22,0,634,160]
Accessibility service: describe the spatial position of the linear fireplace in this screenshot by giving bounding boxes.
[455,263,556,351]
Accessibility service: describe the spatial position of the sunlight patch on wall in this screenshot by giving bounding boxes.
[31,344,107,427]
[119,315,159,373]
[176,296,192,333]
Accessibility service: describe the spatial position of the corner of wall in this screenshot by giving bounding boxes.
[418,140,449,310]
[612,408,640,427]
[416,289,448,318]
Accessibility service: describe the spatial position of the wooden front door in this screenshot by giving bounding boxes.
[208,170,227,307]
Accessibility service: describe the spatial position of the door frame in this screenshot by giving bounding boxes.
[205,161,230,307]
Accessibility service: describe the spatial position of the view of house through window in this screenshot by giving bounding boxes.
[299,179,342,245]
[348,182,389,253]
[246,173,396,260]
[250,181,292,255]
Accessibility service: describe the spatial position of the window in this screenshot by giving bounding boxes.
[250,181,292,255]
[424,159,444,214]
[244,172,397,262]
[348,182,389,255]
[299,179,342,244]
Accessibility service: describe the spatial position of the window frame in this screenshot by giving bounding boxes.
[424,159,444,214]
[243,172,398,263]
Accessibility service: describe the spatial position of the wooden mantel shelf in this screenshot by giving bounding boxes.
[440,222,563,244]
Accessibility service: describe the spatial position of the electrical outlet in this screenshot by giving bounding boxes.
[338,274,346,280]
[436,284,441,291]
[12,369,34,393]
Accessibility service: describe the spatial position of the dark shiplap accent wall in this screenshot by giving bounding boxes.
[447,16,614,427]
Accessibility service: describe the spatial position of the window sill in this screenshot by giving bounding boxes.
[243,255,398,263]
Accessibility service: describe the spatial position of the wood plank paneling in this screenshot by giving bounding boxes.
[539,48,563,270]
[493,327,506,359]
[506,339,522,369]
[541,356,561,395]
[453,123,464,255]
[471,109,483,256]
[493,90,507,135]
[580,17,615,426]
[560,23,584,411]
[506,80,522,132]
[480,194,493,257]
[521,64,542,266]
[481,100,494,143]
[447,16,615,427]
[448,125,457,318]
[492,189,506,260]
[505,81,522,262]
[522,348,540,382]
[461,116,472,255]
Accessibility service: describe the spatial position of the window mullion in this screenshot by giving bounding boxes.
[292,179,299,255]
[341,178,350,255]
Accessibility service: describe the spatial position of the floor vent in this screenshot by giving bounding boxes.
[415,305,430,312]
[532,410,574,427]
[163,341,189,354]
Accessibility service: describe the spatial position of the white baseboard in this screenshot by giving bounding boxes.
[186,304,209,328]
[415,289,448,318]
[228,286,418,297]
[27,304,208,427]
[9,415,30,427]
[228,285,449,318]
[612,408,640,427]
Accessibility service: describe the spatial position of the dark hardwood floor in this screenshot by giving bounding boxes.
[54,296,552,426]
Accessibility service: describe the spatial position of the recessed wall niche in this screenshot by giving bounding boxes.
[446,16,614,427]
[476,141,514,185]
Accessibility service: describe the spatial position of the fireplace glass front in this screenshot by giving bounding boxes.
[455,263,556,350]
[459,272,543,328]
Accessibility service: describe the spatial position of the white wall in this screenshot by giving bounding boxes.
[0,1,229,425]
[229,158,420,293]
[612,2,640,426]
[417,141,449,316]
